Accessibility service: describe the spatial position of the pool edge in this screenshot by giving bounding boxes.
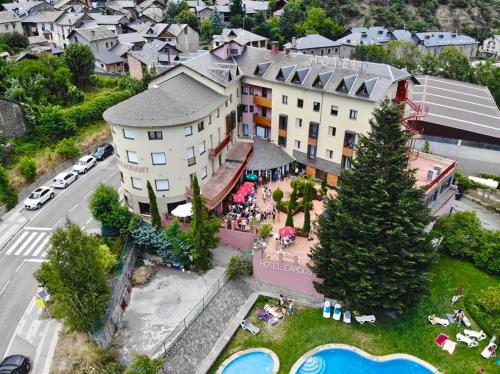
[289,343,440,374]
[216,347,280,374]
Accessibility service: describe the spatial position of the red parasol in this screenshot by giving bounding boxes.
[233,194,245,204]
[279,226,296,237]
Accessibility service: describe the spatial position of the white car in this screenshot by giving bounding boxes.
[52,171,78,188]
[73,155,96,174]
[24,186,54,210]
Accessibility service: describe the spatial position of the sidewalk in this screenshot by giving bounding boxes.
[4,296,62,374]
[0,209,28,251]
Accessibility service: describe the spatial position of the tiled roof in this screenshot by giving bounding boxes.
[284,34,339,50]
[21,11,63,23]
[89,14,128,25]
[0,10,21,23]
[2,2,44,17]
[71,26,117,41]
[413,32,478,46]
[248,137,294,170]
[95,50,125,64]
[213,28,268,45]
[103,72,228,127]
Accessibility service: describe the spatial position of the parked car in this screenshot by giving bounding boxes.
[52,171,78,189]
[24,186,54,210]
[0,354,31,373]
[73,155,96,174]
[92,143,114,161]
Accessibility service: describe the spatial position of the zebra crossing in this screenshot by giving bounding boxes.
[2,228,52,258]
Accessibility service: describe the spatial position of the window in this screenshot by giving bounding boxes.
[229,94,233,103]
[328,126,336,136]
[262,88,268,97]
[123,128,135,139]
[242,105,248,112]
[225,101,228,108]
[294,140,301,149]
[208,114,212,124]
[249,105,254,113]
[249,87,254,95]
[326,149,334,159]
[279,115,288,130]
[217,108,220,118]
[297,98,303,108]
[242,86,248,94]
[331,105,338,116]
[349,109,358,120]
[151,152,166,165]
[198,141,206,155]
[185,126,193,136]
[112,125,116,134]
[282,95,288,104]
[186,147,196,165]
[139,202,150,214]
[198,121,204,132]
[296,118,302,128]
[313,102,320,112]
[278,136,287,147]
[307,144,317,158]
[201,166,208,180]
[148,131,163,140]
[131,177,142,189]
[242,123,249,136]
[308,122,319,139]
[155,179,169,191]
[127,150,138,164]
[236,89,239,98]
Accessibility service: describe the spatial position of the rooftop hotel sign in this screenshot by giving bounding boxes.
[118,159,149,174]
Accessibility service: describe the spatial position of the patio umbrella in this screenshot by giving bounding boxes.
[233,194,245,204]
[171,202,193,218]
[245,174,258,182]
[279,226,296,237]
[243,181,255,188]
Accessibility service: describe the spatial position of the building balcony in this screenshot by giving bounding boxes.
[342,146,353,158]
[187,156,196,166]
[253,95,272,108]
[209,134,231,158]
[254,113,271,127]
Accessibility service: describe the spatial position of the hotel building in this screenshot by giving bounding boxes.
[103,41,455,217]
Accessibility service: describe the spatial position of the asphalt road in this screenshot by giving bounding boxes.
[0,155,120,359]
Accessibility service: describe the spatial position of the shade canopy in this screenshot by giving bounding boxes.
[245,174,258,181]
[171,202,193,218]
[279,226,296,237]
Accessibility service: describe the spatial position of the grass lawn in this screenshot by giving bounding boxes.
[210,257,499,373]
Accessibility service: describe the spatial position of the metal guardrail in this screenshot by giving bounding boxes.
[151,272,228,358]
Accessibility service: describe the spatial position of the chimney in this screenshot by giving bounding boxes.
[91,30,96,36]
[291,36,297,48]
[285,47,290,56]
[271,41,279,53]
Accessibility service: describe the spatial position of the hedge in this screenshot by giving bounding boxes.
[63,90,133,127]
[465,286,500,337]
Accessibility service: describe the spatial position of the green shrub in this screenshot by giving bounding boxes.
[272,187,283,207]
[64,90,133,127]
[432,211,500,274]
[18,156,37,182]
[258,223,273,239]
[465,286,500,337]
[0,165,18,209]
[39,106,76,140]
[118,75,146,95]
[55,138,79,159]
[94,75,121,88]
[0,32,28,49]
[125,354,162,374]
[225,255,253,281]
[454,169,482,191]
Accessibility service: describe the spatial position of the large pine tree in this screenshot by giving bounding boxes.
[310,98,435,315]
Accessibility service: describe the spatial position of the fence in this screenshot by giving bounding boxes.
[93,236,138,347]
[151,272,228,358]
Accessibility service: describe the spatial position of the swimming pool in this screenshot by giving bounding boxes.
[217,348,280,374]
[292,344,439,374]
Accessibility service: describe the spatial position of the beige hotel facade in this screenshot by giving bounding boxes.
[104,41,451,217]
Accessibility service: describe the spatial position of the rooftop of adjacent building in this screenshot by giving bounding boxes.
[283,34,340,50]
[410,151,456,189]
[213,28,268,45]
[413,31,479,46]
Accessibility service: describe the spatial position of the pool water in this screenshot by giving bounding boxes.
[296,348,433,374]
[222,351,275,374]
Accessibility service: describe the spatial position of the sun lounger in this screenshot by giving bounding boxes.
[241,319,260,335]
[355,315,376,324]
[333,303,342,321]
[462,315,471,328]
[456,333,478,347]
[464,329,487,341]
[435,333,449,347]
[258,309,277,325]
[343,310,351,324]
[481,336,497,359]
[323,301,331,319]
[428,315,449,327]
[264,304,283,319]
[442,339,456,355]
[446,313,455,325]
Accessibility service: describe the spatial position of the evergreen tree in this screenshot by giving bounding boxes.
[212,6,223,34]
[229,0,245,18]
[285,187,297,227]
[422,140,430,153]
[302,181,312,234]
[310,98,435,315]
[147,180,161,228]
[188,175,220,272]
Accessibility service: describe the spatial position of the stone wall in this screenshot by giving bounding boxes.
[0,99,29,138]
